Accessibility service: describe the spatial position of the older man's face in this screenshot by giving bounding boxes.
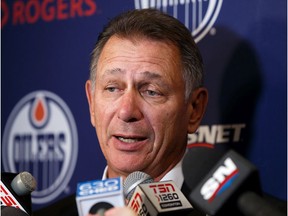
[86,36,196,178]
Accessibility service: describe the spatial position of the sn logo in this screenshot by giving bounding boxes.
[200,157,238,201]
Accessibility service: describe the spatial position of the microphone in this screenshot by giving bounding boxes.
[182,146,285,216]
[124,171,194,216]
[76,177,125,216]
[124,171,154,200]
[1,171,37,216]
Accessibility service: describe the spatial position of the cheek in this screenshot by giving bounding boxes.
[155,105,185,125]
[149,110,174,140]
[93,102,114,137]
[94,95,115,121]
[153,106,188,138]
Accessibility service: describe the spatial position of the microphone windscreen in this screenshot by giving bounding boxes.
[182,145,226,191]
[89,202,113,214]
[123,171,153,201]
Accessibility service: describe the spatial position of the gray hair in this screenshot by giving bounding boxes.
[89,8,204,101]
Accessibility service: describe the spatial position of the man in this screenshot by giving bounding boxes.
[84,8,208,215]
[34,8,208,216]
[85,8,208,185]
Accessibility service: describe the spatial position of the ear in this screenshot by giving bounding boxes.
[85,80,96,127]
[187,87,208,133]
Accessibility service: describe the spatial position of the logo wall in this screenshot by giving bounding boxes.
[134,0,223,43]
[2,90,78,204]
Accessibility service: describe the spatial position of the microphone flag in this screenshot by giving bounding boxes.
[128,180,193,216]
[0,180,28,213]
[76,177,125,216]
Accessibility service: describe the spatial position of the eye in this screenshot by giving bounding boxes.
[105,85,120,93]
[139,83,163,98]
[141,86,163,98]
[106,87,117,92]
[146,90,160,97]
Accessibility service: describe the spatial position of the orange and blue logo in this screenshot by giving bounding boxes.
[2,90,78,204]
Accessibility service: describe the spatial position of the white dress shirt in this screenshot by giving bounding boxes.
[101,158,184,188]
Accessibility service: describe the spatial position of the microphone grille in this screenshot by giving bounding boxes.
[11,171,37,195]
[123,171,153,201]
[20,172,37,191]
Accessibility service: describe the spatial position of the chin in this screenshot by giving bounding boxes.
[110,152,150,171]
[114,161,146,174]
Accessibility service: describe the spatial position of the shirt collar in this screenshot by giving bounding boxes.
[101,158,184,189]
[160,158,184,188]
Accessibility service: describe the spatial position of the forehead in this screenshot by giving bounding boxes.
[100,35,179,59]
[96,36,183,80]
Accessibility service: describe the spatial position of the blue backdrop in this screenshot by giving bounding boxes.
[1,0,287,211]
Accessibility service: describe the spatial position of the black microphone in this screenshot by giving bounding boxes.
[182,146,285,216]
[1,206,29,216]
[124,171,194,216]
[88,202,113,215]
[1,172,37,216]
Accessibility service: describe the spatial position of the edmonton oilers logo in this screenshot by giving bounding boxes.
[2,91,78,204]
[134,0,223,43]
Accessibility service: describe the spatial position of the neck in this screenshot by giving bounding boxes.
[106,149,185,182]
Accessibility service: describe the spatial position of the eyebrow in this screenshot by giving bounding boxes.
[101,68,125,78]
[101,68,162,80]
[140,71,162,80]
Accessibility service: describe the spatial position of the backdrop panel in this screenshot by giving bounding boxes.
[1,0,286,211]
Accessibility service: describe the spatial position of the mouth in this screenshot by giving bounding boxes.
[116,136,146,143]
[111,133,149,151]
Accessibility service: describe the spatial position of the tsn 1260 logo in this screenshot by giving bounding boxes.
[149,183,180,205]
[129,182,183,216]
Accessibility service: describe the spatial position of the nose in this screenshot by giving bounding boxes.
[117,90,143,122]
